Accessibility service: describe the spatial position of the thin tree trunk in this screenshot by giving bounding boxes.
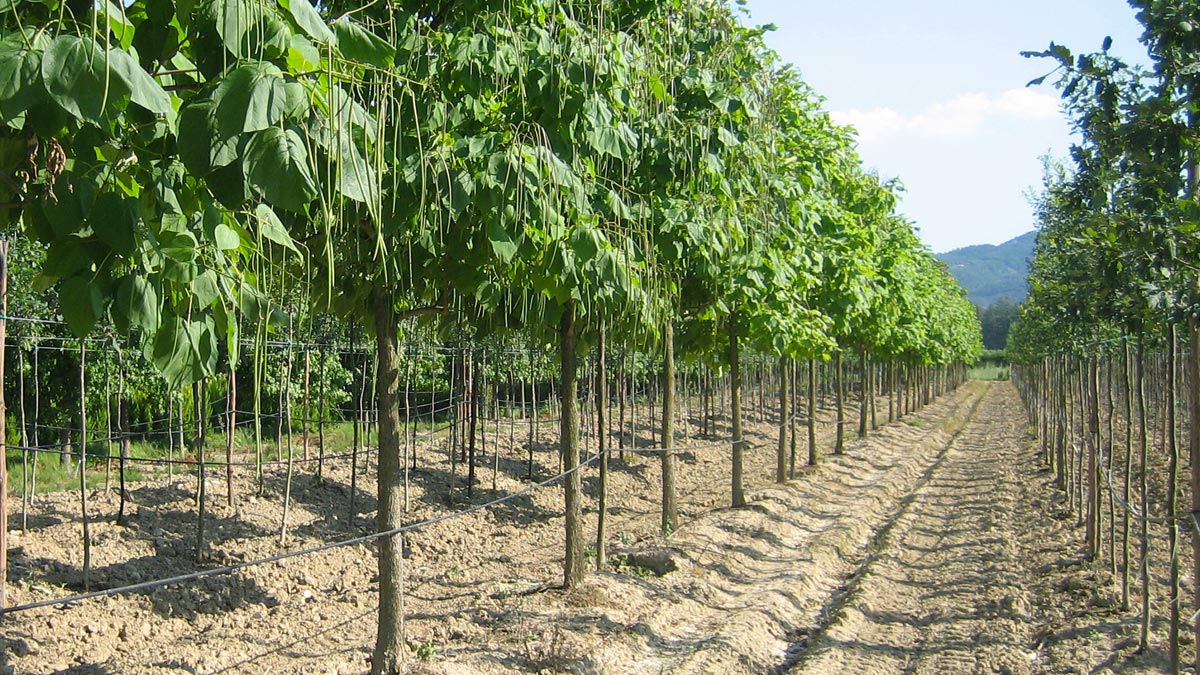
[777,355,789,483]
[371,287,406,675]
[661,323,678,534]
[560,301,584,588]
[808,359,818,466]
[1138,343,1151,651]
[834,351,845,454]
[1190,311,1200,673]
[1122,342,1133,612]
[789,359,798,479]
[596,328,608,569]
[78,340,90,591]
[468,350,479,498]
[227,364,237,509]
[1168,325,1181,673]
[858,352,868,438]
[729,320,745,508]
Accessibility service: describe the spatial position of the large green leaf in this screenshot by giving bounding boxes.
[214,61,287,137]
[41,35,126,124]
[151,316,218,388]
[115,274,160,334]
[104,43,175,123]
[333,20,394,69]
[243,127,318,213]
[90,192,139,256]
[283,0,335,44]
[253,203,299,252]
[0,31,47,123]
[59,275,103,337]
[336,132,378,204]
[204,0,289,60]
[177,99,215,175]
[487,219,518,263]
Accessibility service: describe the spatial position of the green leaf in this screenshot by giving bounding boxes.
[333,20,394,69]
[151,316,218,388]
[59,275,103,336]
[0,31,46,122]
[243,127,318,213]
[286,33,320,71]
[40,235,93,285]
[487,219,518,263]
[115,274,160,334]
[191,269,221,306]
[214,61,287,137]
[104,43,175,123]
[41,35,125,124]
[101,1,136,51]
[253,203,299,252]
[89,192,139,255]
[177,99,223,175]
[283,0,335,44]
[336,133,379,204]
[208,0,289,60]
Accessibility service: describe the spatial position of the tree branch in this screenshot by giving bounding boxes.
[395,305,449,321]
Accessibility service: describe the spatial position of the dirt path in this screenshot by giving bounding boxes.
[789,380,1046,675]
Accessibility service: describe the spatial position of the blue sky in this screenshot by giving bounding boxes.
[738,1,1148,253]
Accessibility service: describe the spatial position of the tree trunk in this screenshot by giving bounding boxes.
[596,328,608,569]
[227,365,237,509]
[1085,357,1099,561]
[1190,311,1200,672]
[370,287,406,675]
[468,351,479,498]
[1137,343,1151,652]
[834,351,845,454]
[661,322,678,535]
[776,355,789,483]
[729,320,745,508]
[78,342,91,591]
[560,301,584,588]
[1168,325,1181,673]
[858,352,868,439]
[808,359,818,466]
[789,360,798,479]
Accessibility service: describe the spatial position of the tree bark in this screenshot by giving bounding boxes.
[729,320,745,508]
[596,328,608,569]
[371,287,406,675]
[834,351,845,454]
[858,352,868,439]
[560,301,584,588]
[776,355,789,483]
[661,322,678,534]
[808,359,818,466]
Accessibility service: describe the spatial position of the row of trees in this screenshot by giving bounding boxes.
[0,1,981,671]
[1010,3,1200,672]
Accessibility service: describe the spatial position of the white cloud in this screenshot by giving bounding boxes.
[832,88,1061,142]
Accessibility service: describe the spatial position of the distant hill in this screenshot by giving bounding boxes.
[936,231,1036,308]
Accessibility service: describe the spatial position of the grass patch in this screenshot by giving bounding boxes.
[969,364,1009,381]
[5,416,467,496]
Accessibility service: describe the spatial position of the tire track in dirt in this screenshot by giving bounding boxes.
[563,383,988,675]
[787,382,1044,675]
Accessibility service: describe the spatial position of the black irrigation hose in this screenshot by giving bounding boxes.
[0,451,604,617]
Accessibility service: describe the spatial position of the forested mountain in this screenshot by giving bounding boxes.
[937,231,1036,307]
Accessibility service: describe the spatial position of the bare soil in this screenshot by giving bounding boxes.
[0,382,1182,674]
